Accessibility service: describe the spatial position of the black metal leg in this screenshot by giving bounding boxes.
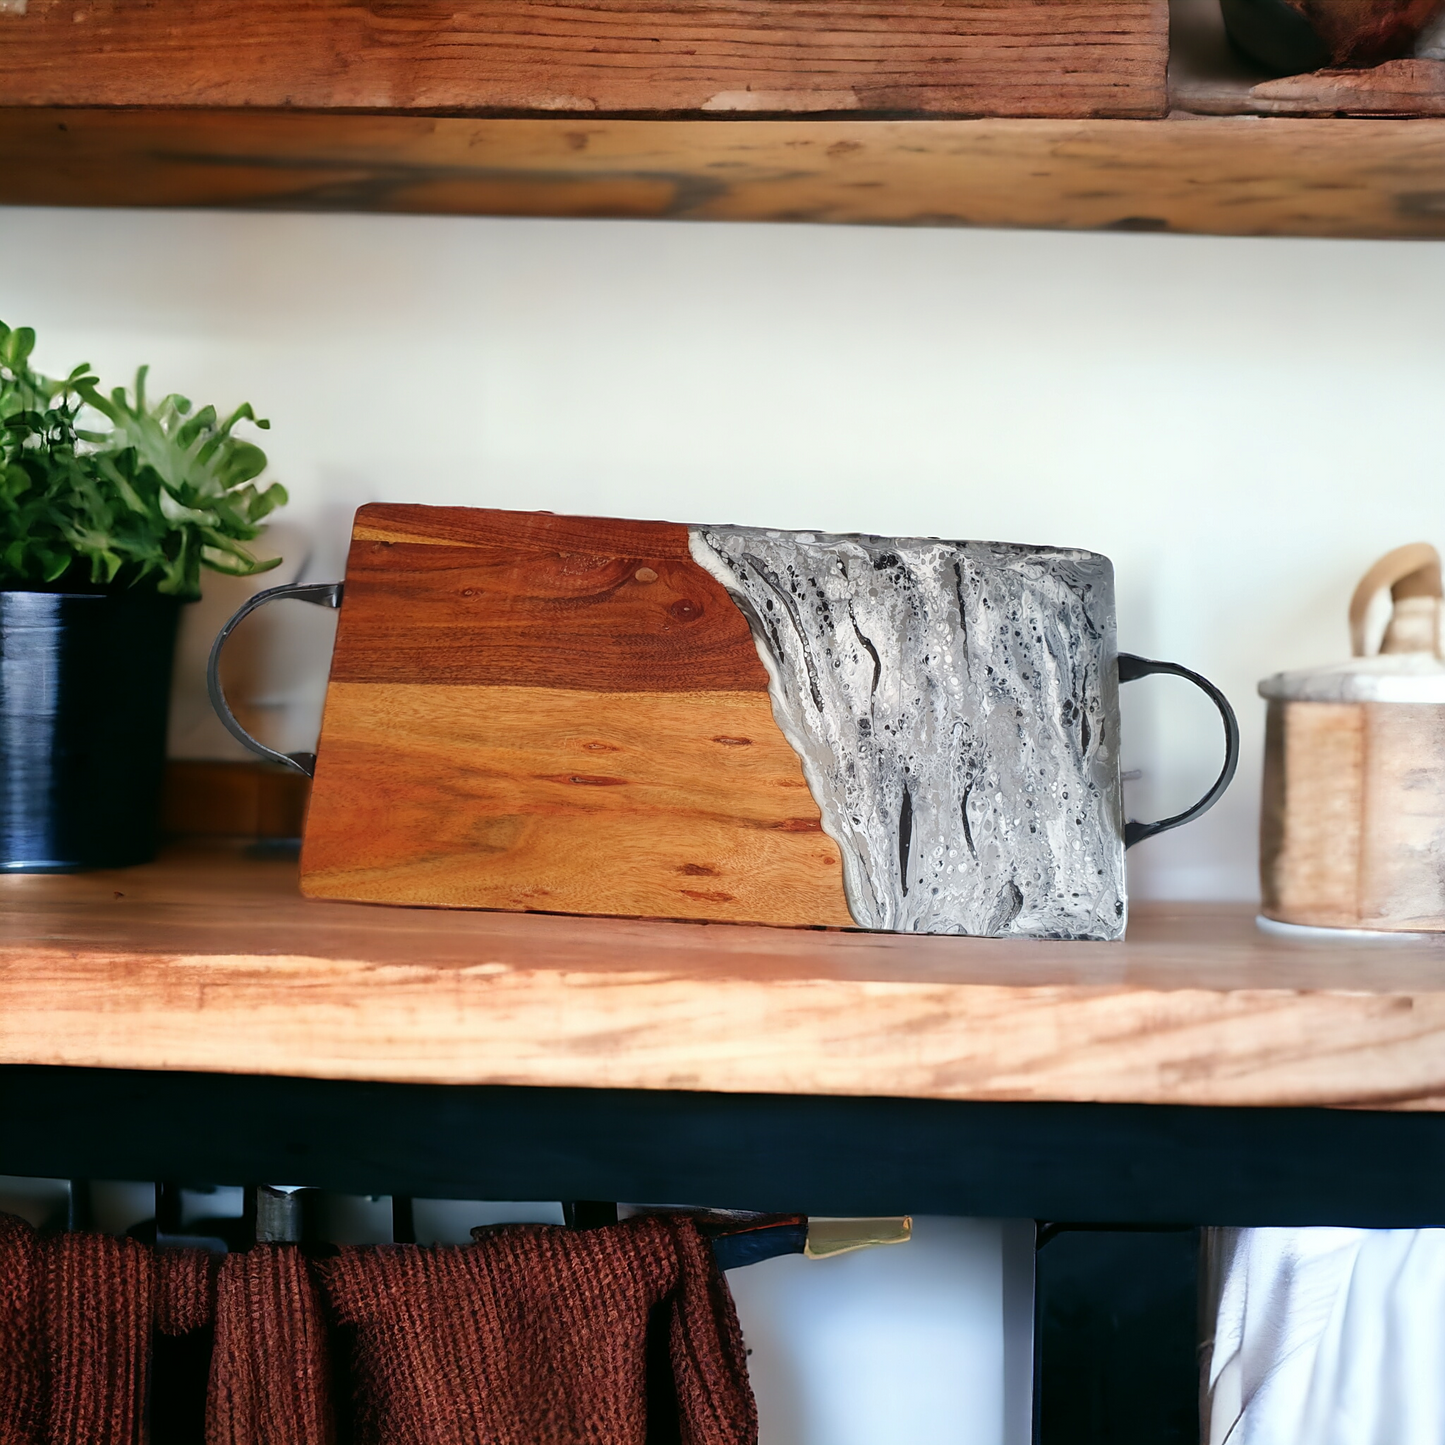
[564,1201,619,1228]
[392,1194,416,1244]
[1032,1226,1200,1445]
[66,1178,93,1232]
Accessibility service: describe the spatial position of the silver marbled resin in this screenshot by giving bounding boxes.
[689,527,1125,940]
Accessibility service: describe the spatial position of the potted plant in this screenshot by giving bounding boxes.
[0,320,286,870]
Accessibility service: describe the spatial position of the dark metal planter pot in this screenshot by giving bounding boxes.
[0,590,181,871]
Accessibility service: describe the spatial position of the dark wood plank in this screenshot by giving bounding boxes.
[331,506,769,691]
[2,109,1443,241]
[161,761,310,840]
[0,0,1167,119]
[355,504,696,558]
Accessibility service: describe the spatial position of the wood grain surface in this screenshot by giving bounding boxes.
[1261,700,1445,931]
[0,0,1166,119]
[333,505,768,691]
[1,109,1442,240]
[1246,60,1445,117]
[303,683,853,921]
[7,845,1445,1109]
[1260,700,1363,928]
[303,505,853,924]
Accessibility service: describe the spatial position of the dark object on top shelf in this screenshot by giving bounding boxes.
[1221,0,1445,72]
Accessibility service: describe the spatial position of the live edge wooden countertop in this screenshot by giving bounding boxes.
[4,844,1445,1111]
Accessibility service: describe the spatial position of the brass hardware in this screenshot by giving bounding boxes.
[804,1215,912,1259]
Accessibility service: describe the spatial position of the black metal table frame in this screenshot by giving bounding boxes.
[6,1066,1443,1445]
[3,1066,1441,1225]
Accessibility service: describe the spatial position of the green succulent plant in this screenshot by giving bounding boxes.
[0,320,287,599]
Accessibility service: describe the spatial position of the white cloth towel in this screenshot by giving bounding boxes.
[1203,1227,1445,1445]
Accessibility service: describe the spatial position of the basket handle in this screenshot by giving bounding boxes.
[1348,543,1442,658]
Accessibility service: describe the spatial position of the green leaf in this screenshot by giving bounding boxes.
[0,318,285,597]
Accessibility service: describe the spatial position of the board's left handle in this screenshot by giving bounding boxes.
[207,582,344,779]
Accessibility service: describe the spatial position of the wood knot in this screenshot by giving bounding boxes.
[712,736,752,747]
[669,598,701,620]
[634,566,659,583]
[678,863,718,877]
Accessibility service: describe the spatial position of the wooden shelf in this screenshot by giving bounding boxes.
[2,0,1442,236]
[6,843,1445,1109]
[1,106,1442,239]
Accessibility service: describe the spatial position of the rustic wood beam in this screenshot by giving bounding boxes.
[1,108,1443,238]
[0,0,1166,119]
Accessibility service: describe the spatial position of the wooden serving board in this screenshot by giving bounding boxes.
[301,505,854,926]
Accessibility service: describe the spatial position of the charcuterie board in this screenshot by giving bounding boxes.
[290,501,1235,940]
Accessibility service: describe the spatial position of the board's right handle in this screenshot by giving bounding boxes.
[207,582,344,779]
[1117,653,1239,850]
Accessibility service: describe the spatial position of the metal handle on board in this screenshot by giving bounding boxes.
[1117,653,1240,850]
[206,581,343,779]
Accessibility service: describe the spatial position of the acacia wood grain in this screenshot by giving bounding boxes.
[1,109,1442,240]
[0,0,1167,119]
[7,846,1445,1108]
[303,683,853,923]
[332,506,767,692]
[305,505,845,922]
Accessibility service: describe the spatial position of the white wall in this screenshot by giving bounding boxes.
[6,205,1441,898]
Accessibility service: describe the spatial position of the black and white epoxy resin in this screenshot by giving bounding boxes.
[689,527,1126,940]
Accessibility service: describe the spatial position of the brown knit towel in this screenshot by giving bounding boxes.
[208,1245,333,1445]
[0,1214,217,1445]
[0,1213,41,1445]
[316,1216,756,1445]
[41,1230,154,1445]
[0,1213,754,1445]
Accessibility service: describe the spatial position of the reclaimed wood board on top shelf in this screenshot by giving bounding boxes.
[303,505,855,926]
[0,0,1167,118]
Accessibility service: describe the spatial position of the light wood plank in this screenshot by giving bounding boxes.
[1260,700,1445,932]
[1,108,1443,239]
[0,0,1166,119]
[303,683,854,924]
[6,846,1445,1108]
[1260,699,1363,928]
